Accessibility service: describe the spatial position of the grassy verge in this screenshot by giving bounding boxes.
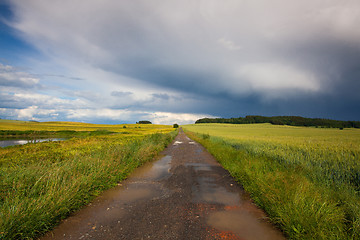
[0,130,177,239]
[183,124,360,239]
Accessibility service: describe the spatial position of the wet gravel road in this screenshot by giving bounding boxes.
[40,130,285,240]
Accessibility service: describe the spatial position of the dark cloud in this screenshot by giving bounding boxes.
[38,74,84,81]
[111,91,133,97]
[152,93,170,101]
[2,0,360,123]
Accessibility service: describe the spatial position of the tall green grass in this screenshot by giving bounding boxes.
[183,124,360,239]
[0,131,177,239]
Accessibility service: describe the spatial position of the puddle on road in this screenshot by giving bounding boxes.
[110,184,156,203]
[187,163,241,206]
[187,161,284,240]
[185,163,212,172]
[173,141,183,145]
[130,155,172,181]
[192,176,241,206]
[195,148,203,154]
[207,210,285,240]
[88,154,173,210]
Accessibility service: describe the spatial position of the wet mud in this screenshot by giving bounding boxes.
[40,130,285,240]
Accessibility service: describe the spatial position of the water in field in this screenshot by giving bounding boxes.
[0,138,66,147]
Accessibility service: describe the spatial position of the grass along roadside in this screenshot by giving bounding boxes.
[0,129,177,239]
[183,124,360,239]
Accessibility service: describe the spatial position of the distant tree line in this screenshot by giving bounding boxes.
[136,120,152,124]
[195,115,360,129]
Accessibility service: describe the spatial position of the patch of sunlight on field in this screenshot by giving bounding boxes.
[0,119,173,135]
[184,123,360,153]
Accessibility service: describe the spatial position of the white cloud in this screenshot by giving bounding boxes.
[149,112,216,125]
[16,105,38,119]
[238,63,320,92]
[66,108,214,125]
[0,63,40,88]
[218,38,242,51]
[66,108,134,121]
[15,105,57,120]
[0,60,208,124]
[12,93,87,108]
[309,2,360,44]
[0,64,13,71]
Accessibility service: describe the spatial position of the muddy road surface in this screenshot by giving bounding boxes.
[41,130,285,240]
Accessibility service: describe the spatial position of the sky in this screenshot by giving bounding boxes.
[0,0,360,125]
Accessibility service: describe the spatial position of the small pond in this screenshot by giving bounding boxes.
[0,138,67,148]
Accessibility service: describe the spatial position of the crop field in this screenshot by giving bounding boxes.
[0,119,172,134]
[183,123,360,239]
[0,120,176,239]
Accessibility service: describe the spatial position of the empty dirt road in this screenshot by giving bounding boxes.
[41,130,285,240]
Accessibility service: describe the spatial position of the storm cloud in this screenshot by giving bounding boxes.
[1,0,359,123]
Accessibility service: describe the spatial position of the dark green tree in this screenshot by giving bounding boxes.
[137,120,152,124]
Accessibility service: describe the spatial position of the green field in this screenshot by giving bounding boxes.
[0,120,176,239]
[183,123,360,239]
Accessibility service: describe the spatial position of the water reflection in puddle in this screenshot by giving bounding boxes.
[185,162,286,240]
[173,141,183,145]
[95,182,166,211]
[207,210,285,240]
[185,163,212,172]
[192,176,240,206]
[93,155,173,220]
[131,155,172,181]
[186,163,241,206]
[92,155,173,207]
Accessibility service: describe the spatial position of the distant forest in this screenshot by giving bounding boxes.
[195,116,360,129]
